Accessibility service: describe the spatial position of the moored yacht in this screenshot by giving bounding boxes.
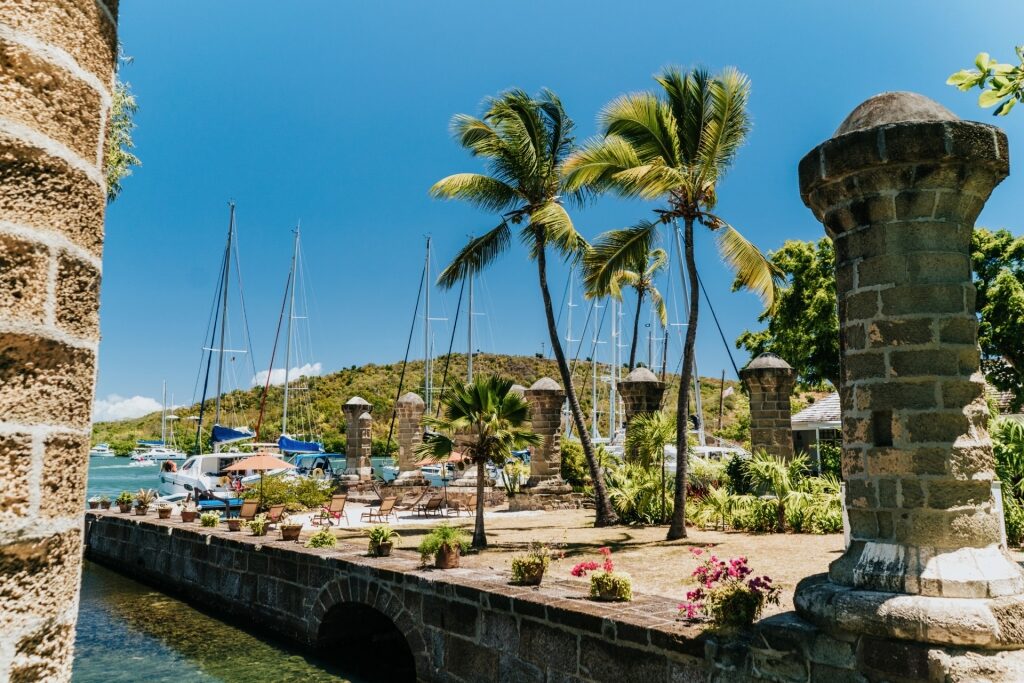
[89,443,114,457]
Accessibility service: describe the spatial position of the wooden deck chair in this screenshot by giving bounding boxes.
[237,500,259,521]
[447,494,476,517]
[316,494,348,527]
[361,496,398,524]
[396,488,428,511]
[265,503,286,529]
[416,494,445,517]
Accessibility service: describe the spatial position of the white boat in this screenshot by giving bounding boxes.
[157,453,265,500]
[135,445,187,461]
[89,443,114,457]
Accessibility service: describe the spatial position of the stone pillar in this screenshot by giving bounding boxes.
[342,397,372,481]
[740,353,796,460]
[618,367,666,461]
[794,92,1024,649]
[523,377,570,492]
[0,3,118,681]
[394,392,427,485]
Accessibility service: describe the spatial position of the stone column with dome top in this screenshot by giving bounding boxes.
[342,397,373,481]
[523,377,571,492]
[740,353,796,460]
[795,91,1024,651]
[393,392,428,485]
[618,367,667,462]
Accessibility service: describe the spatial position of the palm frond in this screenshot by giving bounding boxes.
[437,221,512,289]
[529,201,588,262]
[696,67,751,193]
[429,173,519,212]
[713,222,781,309]
[562,135,642,193]
[656,67,712,165]
[607,163,685,200]
[646,247,668,276]
[582,221,657,297]
[648,286,668,327]
[600,92,678,167]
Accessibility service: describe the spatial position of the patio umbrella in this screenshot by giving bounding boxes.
[224,453,294,511]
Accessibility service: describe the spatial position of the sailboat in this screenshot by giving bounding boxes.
[132,381,186,462]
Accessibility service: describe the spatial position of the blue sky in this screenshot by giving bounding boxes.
[95,0,1024,419]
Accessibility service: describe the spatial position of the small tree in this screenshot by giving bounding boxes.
[416,375,540,548]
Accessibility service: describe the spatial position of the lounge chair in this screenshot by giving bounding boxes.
[396,489,428,511]
[316,494,349,527]
[237,500,259,521]
[265,504,286,529]
[416,494,445,517]
[361,496,398,524]
[447,494,476,517]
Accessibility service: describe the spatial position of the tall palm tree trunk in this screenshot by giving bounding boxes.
[473,458,487,548]
[628,289,645,371]
[536,240,617,526]
[668,218,699,540]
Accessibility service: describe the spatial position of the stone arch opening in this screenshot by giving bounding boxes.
[315,602,416,682]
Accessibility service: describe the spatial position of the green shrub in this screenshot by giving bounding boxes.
[1005,490,1024,547]
[246,513,269,536]
[725,455,753,495]
[115,490,133,506]
[305,528,337,549]
[818,441,842,478]
[560,440,589,490]
[605,461,673,526]
[241,476,331,512]
[199,512,220,527]
[417,523,470,564]
[589,571,632,601]
[731,496,778,533]
[689,456,728,497]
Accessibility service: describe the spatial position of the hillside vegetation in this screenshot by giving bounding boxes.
[92,354,751,454]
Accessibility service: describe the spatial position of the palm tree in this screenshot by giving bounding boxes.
[564,66,780,540]
[623,410,675,524]
[416,375,541,548]
[429,89,618,526]
[744,451,809,532]
[585,243,668,371]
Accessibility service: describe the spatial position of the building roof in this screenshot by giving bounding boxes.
[791,392,841,430]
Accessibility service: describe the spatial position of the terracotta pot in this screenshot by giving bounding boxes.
[251,528,267,537]
[435,545,460,569]
[99,501,111,510]
[370,541,393,557]
[280,526,302,542]
[134,507,148,516]
[118,503,131,514]
[157,508,172,519]
[227,518,242,532]
[516,564,545,586]
[180,510,197,523]
[88,501,99,510]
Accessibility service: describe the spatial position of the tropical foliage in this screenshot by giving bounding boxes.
[417,523,470,564]
[624,411,675,469]
[430,89,617,525]
[105,48,140,202]
[239,476,332,512]
[948,48,1024,116]
[679,548,780,631]
[565,66,779,540]
[416,375,540,548]
[605,461,673,526]
[973,228,1024,409]
[993,417,1024,546]
[305,528,337,549]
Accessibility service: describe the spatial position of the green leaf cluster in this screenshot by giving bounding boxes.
[948,48,1024,116]
[305,528,337,549]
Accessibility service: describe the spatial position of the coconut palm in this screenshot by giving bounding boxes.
[564,66,780,539]
[429,88,618,526]
[416,375,541,548]
[585,243,668,371]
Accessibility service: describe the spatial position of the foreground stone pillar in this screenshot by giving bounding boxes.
[342,397,372,481]
[618,367,666,462]
[523,377,570,492]
[740,353,796,459]
[394,392,427,486]
[795,92,1024,650]
[0,3,118,681]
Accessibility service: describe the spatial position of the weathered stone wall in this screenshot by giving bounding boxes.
[617,367,666,462]
[85,512,1024,682]
[740,353,796,459]
[341,397,372,480]
[523,377,565,485]
[0,3,118,681]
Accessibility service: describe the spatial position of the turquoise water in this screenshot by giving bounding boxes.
[72,458,362,682]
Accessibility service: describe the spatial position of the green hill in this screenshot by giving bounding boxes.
[91,353,750,454]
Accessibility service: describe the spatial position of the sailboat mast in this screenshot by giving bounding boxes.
[466,274,473,382]
[214,202,235,428]
[423,237,432,414]
[161,380,167,444]
[282,225,299,436]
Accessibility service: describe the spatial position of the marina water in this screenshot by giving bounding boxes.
[72,458,366,682]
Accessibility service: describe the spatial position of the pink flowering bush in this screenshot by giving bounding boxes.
[678,548,779,630]
[570,547,632,602]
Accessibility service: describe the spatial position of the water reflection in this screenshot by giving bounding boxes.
[72,561,356,683]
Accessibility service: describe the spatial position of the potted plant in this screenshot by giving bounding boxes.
[87,496,101,510]
[305,528,337,549]
[510,542,561,586]
[156,502,173,520]
[280,520,303,542]
[115,491,133,513]
[678,548,781,632]
[365,525,400,557]
[418,523,469,569]
[98,495,111,510]
[180,501,198,523]
[199,512,220,528]
[226,517,242,532]
[246,513,269,537]
[134,489,156,516]
[570,547,632,602]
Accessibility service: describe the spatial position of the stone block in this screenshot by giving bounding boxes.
[422,594,478,639]
[854,381,936,410]
[890,349,959,378]
[0,431,32,516]
[0,530,82,631]
[927,480,991,510]
[578,636,666,683]
[903,411,968,444]
[882,121,949,165]
[55,251,101,338]
[844,291,879,320]
[843,353,885,382]
[847,510,878,538]
[938,316,977,345]
[822,128,886,180]
[846,479,876,509]
[519,619,578,675]
[0,232,49,325]
[40,431,89,518]
[941,379,984,408]
[445,634,500,682]
[880,283,966,316]
[877,478,898,508]
[0,332,95,426]
[893,189,938,221]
